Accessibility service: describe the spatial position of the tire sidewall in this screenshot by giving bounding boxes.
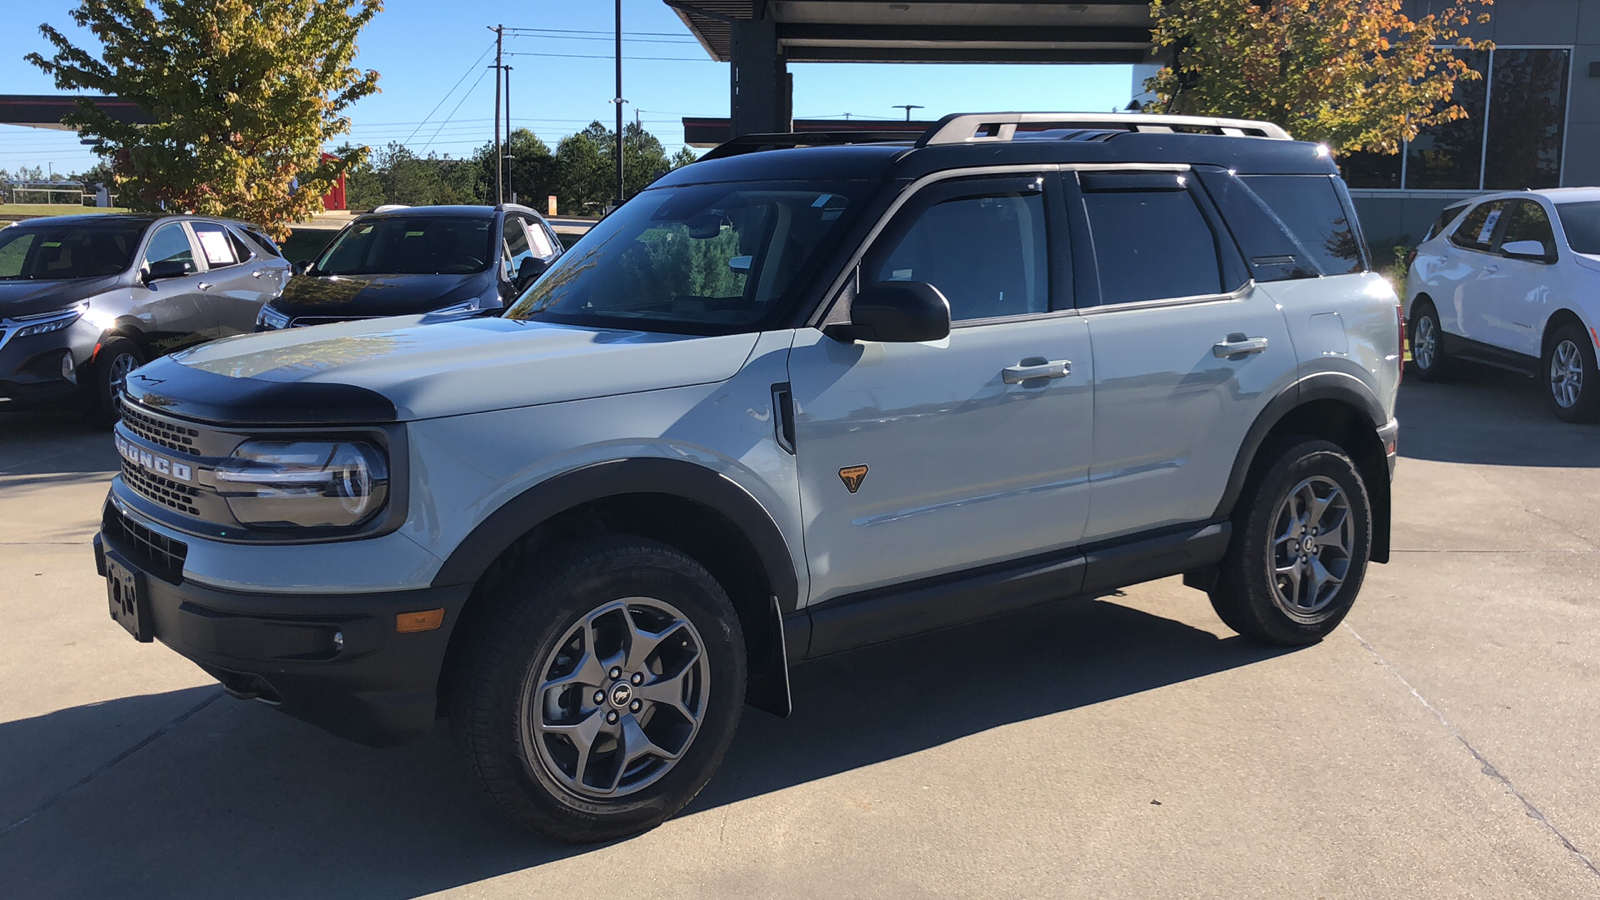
[1543,323,1600,423]
[93,339,144,423]
[468,540,746,839]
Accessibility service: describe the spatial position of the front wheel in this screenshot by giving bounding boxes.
[1543,323,1600,423]
[1209,438,1372,646]
[451,535,747,843]
[90,337,145,425]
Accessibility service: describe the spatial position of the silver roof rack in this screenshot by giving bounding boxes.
[917,113,1293,147]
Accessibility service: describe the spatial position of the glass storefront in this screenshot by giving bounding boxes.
[1342,47,1571,191]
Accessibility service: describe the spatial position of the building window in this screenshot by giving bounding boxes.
[1342,47,1570,191]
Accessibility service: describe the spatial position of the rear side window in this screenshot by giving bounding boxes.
[1451,202,1504,252]
[1241,175,1363,276]
[1082,182,1222,304]
[1426,203,1470,242]
[190,222,240,268]
[871,191,1049,321]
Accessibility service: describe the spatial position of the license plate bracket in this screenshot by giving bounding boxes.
[106,552,154,642]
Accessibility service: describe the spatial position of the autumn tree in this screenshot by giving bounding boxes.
[27,0,381,238]
[1145,0,1492,154]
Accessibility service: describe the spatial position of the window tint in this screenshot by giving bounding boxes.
[1083,188,1221,303]
[1484,49,1570,190]
[1241,175,1362,275]
[1500,201,1556,255]
[1556,202,1600,255]
[502,217,533,280]
[225,227,255,263]
[316,216,494,276]
[1426,203,1470,242]
[143,223,196,272]
[1450,202,1503,252]
[870,190,1048,321]
[189,222,240,268]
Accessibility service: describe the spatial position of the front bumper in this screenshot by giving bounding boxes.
[0,320,91,403]
[95,506,472,747]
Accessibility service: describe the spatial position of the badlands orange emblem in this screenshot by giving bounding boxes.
[838,465,868,494]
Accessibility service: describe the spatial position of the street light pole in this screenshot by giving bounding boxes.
[613,0,625,207]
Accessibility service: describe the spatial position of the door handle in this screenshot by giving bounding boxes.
[197,281,212,291]
[1213,335,1268,358]
[1001,358,1071,384]
[251,269,266,278]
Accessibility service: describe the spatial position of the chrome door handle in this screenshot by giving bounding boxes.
[251,269,266,278]
[196,281,213,291]
[1213,335,1268,358]
[1002,358,1071,384]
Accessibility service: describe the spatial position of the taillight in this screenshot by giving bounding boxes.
[1397,302,1406,385]
[1405,248,1417,267]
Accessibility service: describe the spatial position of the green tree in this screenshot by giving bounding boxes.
[670,147,699,169]
[554,127,611,215]
[27,0,382,238]
[1145,0,1492,154]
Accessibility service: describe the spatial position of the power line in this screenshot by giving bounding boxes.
[503,26,696,38]
[421,63,491,154]
[504,51,712,63]
[403,42,496,146]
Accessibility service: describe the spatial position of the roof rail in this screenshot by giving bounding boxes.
[700,130,916,161]
[916,113,1292,147]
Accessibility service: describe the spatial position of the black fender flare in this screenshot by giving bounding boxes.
[429,458,799,609]
[1211,371,1392,561]
[430,458,801,716]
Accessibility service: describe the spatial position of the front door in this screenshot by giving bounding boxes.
[130,221,211,353]
[788,173,1095,605]
[1070,168,1297,542]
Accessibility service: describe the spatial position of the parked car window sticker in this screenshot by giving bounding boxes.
[192,224,239,267]
[1475,208,1503,246]
[524,216,556,258]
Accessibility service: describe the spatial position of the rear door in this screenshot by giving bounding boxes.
[1476,199,1559,357]
[189,221,279,337]
[1071,168,1296,542]
[1447,200,1509,345]
[788,172,1095,604]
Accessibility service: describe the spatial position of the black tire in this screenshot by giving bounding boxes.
[90,337,145,426]
[1407,301,1451,382]
[1209,438,1372,646]
[1541,322,1600,423]
[450,534,747,843]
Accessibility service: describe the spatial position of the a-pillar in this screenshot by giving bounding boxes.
[730,13,792,137]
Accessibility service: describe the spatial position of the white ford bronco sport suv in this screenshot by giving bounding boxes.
[96,113,1401,843]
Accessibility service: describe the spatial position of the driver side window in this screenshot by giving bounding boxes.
[143,223,196,274]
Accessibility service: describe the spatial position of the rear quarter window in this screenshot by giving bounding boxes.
[1450,202,1503,252]
[1240,175,1364,276]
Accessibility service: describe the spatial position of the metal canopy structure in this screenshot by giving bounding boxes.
[0,95,151,131]
[664,1,1159,140]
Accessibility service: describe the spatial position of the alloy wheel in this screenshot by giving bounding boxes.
[1414,314,1437,371]
[522,597,710,799]
[1268,475,1354,619]
[1550,339,1583,409]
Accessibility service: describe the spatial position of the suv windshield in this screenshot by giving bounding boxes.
[314,215,494,276]
[506,181,860,335]
[1556,201,1600,255]
[0,218,148,280]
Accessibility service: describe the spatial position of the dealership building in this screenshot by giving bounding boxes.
[670,0,1600,248]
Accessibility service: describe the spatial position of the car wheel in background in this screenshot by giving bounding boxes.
[1407,302,1450,381]
[451,534,746,843]
[1208,438,1372,646]
[91,338,145,426]
[1543,322,1600,423]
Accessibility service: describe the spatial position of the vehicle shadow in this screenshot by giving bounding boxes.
[0,406,118,476]
[0,594,1292,899]
[1395,366,1600,468]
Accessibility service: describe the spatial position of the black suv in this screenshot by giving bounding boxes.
[0,214,289,419]
[256,204,564,329]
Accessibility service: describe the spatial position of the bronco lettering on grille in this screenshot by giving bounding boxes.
[115,433,193,482]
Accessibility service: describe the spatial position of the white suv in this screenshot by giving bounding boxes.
[1406,188,1600,421]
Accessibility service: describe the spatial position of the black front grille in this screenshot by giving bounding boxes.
[103,504,189,585]
[121,403,201,456]
[120,460,202,516]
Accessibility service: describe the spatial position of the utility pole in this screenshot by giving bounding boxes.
[504,65,514,203]
[613,0,625,207]
[491,23,504,205]
[893,104,924,121]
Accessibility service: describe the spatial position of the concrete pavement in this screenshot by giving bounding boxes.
[2,366,1598,898]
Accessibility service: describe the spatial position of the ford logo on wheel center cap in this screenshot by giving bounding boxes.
[608,682,633,708]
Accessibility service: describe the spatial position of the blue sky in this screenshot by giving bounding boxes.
[0,0,1137,177]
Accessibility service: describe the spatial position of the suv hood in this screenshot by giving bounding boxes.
[274,271,493,318]
[0,276,120,319]
[157,315,761,421]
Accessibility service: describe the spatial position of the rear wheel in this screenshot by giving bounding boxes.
[1209,438,1372,646]
[1542,322,1600,423]
[451,535,746,843]
[90,338,144,425]
[1408,302,1450,381]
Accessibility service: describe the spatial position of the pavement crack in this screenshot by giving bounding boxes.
[0,688,224,838]
[1344,623,1600,880]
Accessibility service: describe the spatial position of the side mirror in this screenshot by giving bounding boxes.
[141,259,191,284]
[292,259,311,276]
[515,256,549,292]
[825,281,952,344]
[1502,240,1553,262]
